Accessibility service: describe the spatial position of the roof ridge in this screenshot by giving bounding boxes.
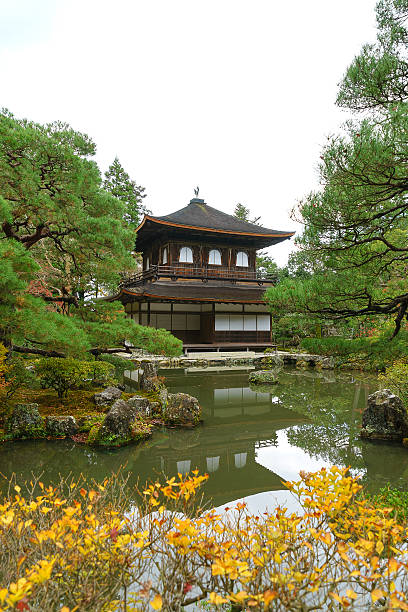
[147,200,294,237]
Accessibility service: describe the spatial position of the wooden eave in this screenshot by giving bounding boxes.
[120,288,265,304]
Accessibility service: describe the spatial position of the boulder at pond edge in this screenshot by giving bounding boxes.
[248,370,279,385]
[45,416,78,438]
[360,389,408,442]
[91,399,152,446]
[7,404,45,439]
[162,393,201,426]
[94,386,122,408]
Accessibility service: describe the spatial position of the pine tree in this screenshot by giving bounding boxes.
[0,111,181,357]
[233,203,261,225]
[266,0,408,337]
[104,157,147,230]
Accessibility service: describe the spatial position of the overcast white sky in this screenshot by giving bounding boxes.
[1,0,378,264]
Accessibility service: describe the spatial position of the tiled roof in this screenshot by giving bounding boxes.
[138,198,294,238]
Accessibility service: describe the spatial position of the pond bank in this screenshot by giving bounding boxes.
[0,365,203,447]
[123,350,336,370]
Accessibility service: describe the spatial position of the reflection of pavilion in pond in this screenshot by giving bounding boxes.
[150,370,310,506]
[156,431,287,507]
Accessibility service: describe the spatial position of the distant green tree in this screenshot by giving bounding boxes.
[0,110,181,358]
[256,253,279,278]
[104,157,147,230]
[233,203,261,225]
[266,0,408,338]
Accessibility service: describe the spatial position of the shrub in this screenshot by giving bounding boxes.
[36,358,115,399]
[272,313,319,347]
[367,484,408,523]
[301,332,408,371]
[99,353,131,378]
[87,360,116,386]
[379,359,408,407]
[4,356,38,398]
[2,467,408,610]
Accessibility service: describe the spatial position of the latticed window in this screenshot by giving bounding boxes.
[236,251,248,266]
[208,249,221,265]
[145,256,150,270]
[179,246,193,263]
[162,247,168,264]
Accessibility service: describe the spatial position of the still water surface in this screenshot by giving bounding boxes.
[1,367,406,512]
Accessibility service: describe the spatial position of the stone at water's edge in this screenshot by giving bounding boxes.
[7,404,45,439]
[163,393,201,425]
[360,389,408,442]
[159,388,168,406]
[261,354,284,368]
[45,416,78,437]
[141,361,157,378]
[94,386,122,407]
[315,357,335,370]
[101,399,143,437]
[127,395,151,417]
[140,362,164,392]
[248,370,279,385]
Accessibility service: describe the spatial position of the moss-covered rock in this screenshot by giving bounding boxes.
[260,354,284,369]
[248,370,279,385]
[162,393,201,426]
[361,389,408,442]
[149,401,161,417]
[77,414,104,433]
[94,386,122,408]
[45,416,78,437]
[89,399,153,446]
[140,363,161,392]
[314,356,335,370]
[296,359,309,369]
[7,403,46,439]
[127,395,151,417]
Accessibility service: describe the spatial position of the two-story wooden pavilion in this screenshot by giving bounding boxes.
[117,197,294,351]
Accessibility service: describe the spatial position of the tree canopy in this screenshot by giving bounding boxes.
[103,157,147,231]
[0,110,181,357]
[266,0,408,337]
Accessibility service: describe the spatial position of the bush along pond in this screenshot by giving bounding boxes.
[0,357,202,448]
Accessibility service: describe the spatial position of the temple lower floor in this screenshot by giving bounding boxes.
[124,300,272,345]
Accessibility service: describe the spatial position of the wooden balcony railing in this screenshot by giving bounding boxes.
[120,265,277,287]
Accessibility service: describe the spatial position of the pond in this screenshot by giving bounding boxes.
[1,366,407,512]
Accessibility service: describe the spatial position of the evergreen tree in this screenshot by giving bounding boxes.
[0,110,181,357]
[266,0,408,337]
[233,203,261,224]
[104,157,147,230]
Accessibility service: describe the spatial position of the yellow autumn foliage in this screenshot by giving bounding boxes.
[0,467,408,610]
